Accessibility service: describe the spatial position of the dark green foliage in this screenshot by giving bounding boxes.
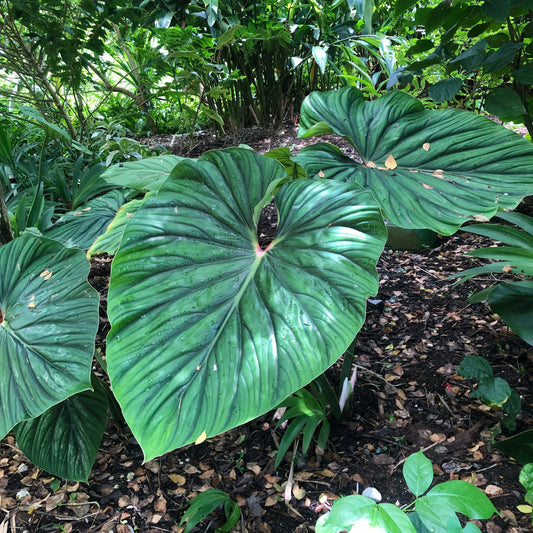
[393,0,533,137]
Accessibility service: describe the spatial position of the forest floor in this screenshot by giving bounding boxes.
[1,126,532,533]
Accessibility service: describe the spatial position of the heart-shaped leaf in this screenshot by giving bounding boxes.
[106,148,386,460]
[45,190,126,250]
[0,233,98,438]
[296,87,533,234]
[14,375,108,481]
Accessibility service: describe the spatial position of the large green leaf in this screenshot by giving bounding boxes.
[14,375,108,481]
[45,190,126,250]
[106,148,386,460]
[0,233,98,438]
[487,281,533,345]
[101,155,185,192]
[296,87,533,234]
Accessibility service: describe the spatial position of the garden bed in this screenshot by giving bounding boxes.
[1,128,532,533]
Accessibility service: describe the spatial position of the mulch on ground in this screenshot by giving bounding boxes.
[1,128,532,533]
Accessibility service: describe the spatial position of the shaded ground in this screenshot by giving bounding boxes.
[1,128,532,533]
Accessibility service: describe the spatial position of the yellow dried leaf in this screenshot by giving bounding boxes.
[366,160,377,168]
[517,504,532,514]
[168,474,186,486]
[316,469,335,478]
[423,142,430,151]
[422,183,433,189]
[502,265,514,273]
[384,154,397,170]
[292,482,306,500]
[28,302,36,308]
[194,430,207,445]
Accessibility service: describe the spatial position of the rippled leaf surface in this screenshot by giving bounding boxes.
[0,234,98,438]
[296,87,533,234]
[107,148,386,459]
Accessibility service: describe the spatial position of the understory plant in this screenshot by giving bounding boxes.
[457,355,521,430]
[448,211,533,346]
[179,489,240,533]
[1,87,533,483]
[316,450,497,533]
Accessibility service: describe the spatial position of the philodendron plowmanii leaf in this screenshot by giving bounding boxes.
[0,233,99,439]
[14,374,108,481]
[106,148,386,460]
[101,155,185,192]
[45,190,126,250]
[296,86,533,234]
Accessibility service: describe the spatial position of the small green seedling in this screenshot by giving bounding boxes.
[316,450,497,533]
[180,489,240,533]
[458,355,521,430]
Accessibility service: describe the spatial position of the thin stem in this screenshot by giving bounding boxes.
[0,186,14,245]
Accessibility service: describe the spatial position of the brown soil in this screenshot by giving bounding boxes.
[1,128,532,533]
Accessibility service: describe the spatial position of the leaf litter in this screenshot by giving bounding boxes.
[1,127,532,533]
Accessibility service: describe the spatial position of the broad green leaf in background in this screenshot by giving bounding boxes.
[482,0,511,22]
[458,355,493,380]
[403,451,433,497]
[428,78,463,103]
[106,148,386,460]
[45,190,126,250]
[449,40,488,72]
[296,87,533,234]
[485,87,526,120]
[482,42,524,73]
[87,198,145,259]
[514,64,533,84]
[316,495,416,533]
[448,212,533,345]
[14,375,108,481]
[0,233,98,438]
[101,155,184,191]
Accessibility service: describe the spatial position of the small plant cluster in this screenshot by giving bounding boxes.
[180,451,498,532]
[1,85,533,482]
[457,355,521,430]
[316,451,496,533]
